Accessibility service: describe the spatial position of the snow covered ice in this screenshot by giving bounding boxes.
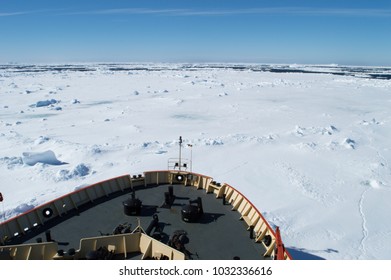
[1,63,391,259]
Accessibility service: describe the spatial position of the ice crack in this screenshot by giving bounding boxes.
[358,186,370,259]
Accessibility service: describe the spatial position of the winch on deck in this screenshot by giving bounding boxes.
[123,190,142,216]
[181,197,204,223]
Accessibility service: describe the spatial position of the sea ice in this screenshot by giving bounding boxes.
[22,150,67,166]
[1,63,391,260]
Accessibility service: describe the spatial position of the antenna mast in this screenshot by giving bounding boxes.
[178,136,182,171]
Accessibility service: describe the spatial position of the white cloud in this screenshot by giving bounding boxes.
[0,11,31,17]
[3,7,390,18]
[63,7,391,18]
[0,9,64,17]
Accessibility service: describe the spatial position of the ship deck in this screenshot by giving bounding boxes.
[17,183,267,260]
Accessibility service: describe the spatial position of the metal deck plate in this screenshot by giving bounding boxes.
[22,184,267,260]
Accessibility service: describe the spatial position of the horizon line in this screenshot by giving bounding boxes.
[1,61,390,68]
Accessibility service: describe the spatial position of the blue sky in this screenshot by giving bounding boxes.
[1,0,390,65]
